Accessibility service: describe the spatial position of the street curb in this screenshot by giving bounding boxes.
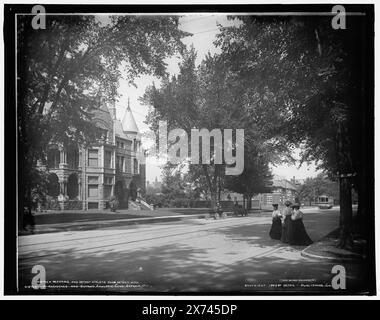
[20,213,207,235]
[20,211,263,235]
[301,244,365,262]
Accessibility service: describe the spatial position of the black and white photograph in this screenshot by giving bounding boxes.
[3,3,376,296]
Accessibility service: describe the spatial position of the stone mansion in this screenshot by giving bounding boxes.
[42,100,146,211]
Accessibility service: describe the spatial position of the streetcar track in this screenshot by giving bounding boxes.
[18,224,304,268]
[18,235,292,272]
[18,211,338,282]
[19,224,186,247]
[19,216,266,260]
[19,217,267,248]
[19,220,261,260]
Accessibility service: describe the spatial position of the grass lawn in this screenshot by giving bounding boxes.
[33,208,211,225]
[34,212,148,225]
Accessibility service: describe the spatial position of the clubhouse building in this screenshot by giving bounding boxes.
[42,100,146,210]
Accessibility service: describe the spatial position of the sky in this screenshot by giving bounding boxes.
[113,14,321,183]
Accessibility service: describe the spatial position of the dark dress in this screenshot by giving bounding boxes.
[281,215,291,243]
[289,218,313,246]
[269,216,282,240]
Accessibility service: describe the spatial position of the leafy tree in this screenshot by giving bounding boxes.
[142,48,223,208]
[225,145,273,209]
[296,174,339,206]
[295,179,316,206]
[216,15,370,248]
[17,15,188,225]
[146,183,162,196]
[185,165,212,201]
[142,47,279,210]
[161,163,186,201]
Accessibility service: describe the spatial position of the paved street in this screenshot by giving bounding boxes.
[18,208,367,294]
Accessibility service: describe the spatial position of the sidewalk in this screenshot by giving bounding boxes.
[301,228,366,262]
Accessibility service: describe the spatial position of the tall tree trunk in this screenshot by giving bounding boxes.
[336,120,354,249]
[337,177,354,248]
[247,195,252,210]
[210,193,217,211]
[356,134,368,220]
[202,165,217,209]
[217,170,222,203]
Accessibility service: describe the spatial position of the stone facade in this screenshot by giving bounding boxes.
[43,101,145,210]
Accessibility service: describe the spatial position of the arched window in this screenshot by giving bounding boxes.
[96,128,109,142]
[67,147,79,169]
[47,149,60,169]
[47,173,60,197]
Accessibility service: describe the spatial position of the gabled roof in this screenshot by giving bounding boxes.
[271,175,297,191]
[114,119,129,140]
[92,103,113,130]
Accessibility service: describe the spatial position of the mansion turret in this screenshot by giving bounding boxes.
[43,100,146,210]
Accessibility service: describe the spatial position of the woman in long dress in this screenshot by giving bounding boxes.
[288,203,313,246]
[269,204,282,240]
[281,200,292,243]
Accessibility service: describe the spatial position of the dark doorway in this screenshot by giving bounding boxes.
[67,174,78,199]
[47,173,60,197]
[115,180,128,208]
[129,180,137,201]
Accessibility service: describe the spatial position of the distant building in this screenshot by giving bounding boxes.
[257,175,297,209]
[146,177,162,194]
[153,177,162,190]
[222,175,297,210]
[291,176,305,186]
[41,99,146,210]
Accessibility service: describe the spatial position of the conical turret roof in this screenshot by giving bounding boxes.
[121,98,139,133]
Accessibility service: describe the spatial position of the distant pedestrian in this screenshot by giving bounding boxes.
[288,203,313,246]
[109,196,119,212]
[269,203,282,240]
[280,200,292,243]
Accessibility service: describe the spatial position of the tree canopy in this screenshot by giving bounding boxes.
[17,14,188,219]
[296,173,340,205]
[141,47,280,208]
[215,15,369,246]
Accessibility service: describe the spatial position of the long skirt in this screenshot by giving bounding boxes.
[281,215,291,243]
[289,219,313,246]
[269,217,282,240]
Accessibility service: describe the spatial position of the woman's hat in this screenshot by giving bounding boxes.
[272,203,278,207]
[292,203,301,208]
[284,200,292,206]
